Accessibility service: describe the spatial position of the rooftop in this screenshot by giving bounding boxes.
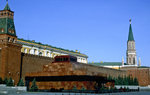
[88,62,122,66]
[17,38,88,58]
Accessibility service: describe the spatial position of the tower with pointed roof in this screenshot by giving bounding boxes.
[126,19,137,65]
[0,2,16,37]
[0,2,22,84]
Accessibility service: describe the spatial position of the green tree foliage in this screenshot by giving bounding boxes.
[0,77,2,84]
[81,86,86,91]
[100,86,105,92]
[123,76,129,85]
[72,85,77,91]
[133,77,139,85]
[109,75,139,85]
[30,78,38,92]
[108,75,112,80]
[7,78,14,86]
[17,78,24,86]
[3,77,8,84]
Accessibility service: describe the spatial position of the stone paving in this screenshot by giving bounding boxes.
[1,85,150,95]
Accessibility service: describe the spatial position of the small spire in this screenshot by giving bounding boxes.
[128,19,134,41]
[129,19,132,24]
[4,1,11,11]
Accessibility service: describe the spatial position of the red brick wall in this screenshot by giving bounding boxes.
[127,68,150,86]
[21,54,54,79]
[0,36,22,85]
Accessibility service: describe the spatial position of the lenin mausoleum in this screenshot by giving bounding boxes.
[0,2,150,90]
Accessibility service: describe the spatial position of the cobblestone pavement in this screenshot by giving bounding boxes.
[1,91,150,95]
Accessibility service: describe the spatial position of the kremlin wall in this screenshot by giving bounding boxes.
[0,2,150,91]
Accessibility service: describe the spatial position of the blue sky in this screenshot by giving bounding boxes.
[1,0,150,66]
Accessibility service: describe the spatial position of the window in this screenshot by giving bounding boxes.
[34,49,37,55]
[1,28,4,32]
[39,52,42,56]
[47,52,49,57]
[12,31,14,34]
[133,57,135,64]
[9,30,11,33]
[12,38,16,43]
[8,37,11,42]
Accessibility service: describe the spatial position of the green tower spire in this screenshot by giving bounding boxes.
[4,2,11,11]
[0,2,16,37]
[128,19,134,41]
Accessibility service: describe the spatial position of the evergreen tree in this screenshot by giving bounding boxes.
[127,76,131,85]
[100,86,105,92]
[3,77,8,84]
[133,77,139,85]
[81,86,86,91]
[129,77,134,85]
[125,76,129,85]
[30,78,38,92]
[0,77,2,84]
[17,78,24,86]
[123,76,129,85]
[118,75,123,85]
[126,87,130,92]
[108,75,112,80]
[114,77,118,85]
[7,78,14,86]
[72,85,77,91]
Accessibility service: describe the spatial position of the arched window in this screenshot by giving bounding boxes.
[133,57,135,64]
[34,49,37,55]
[8,37,11,42]
[39,52,42,56]
[47,52,49,57]
[1,28,4,32]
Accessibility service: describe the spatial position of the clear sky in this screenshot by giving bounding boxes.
[1,0,150,66]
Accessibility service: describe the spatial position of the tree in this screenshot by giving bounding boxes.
[108,75,112,80]
[133,77,139,85]
[122,76,128,85]
[117,75,123,85]
[81,86,86,92]
[7,78,14,86]
[17,78,24,86]
[114,77,118,85]
[3,77,8,84]
[100,86,105,93]
[72,85,77,92]
[30,78,38,92]
[129,77,134,85]
[0,77,2,84]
